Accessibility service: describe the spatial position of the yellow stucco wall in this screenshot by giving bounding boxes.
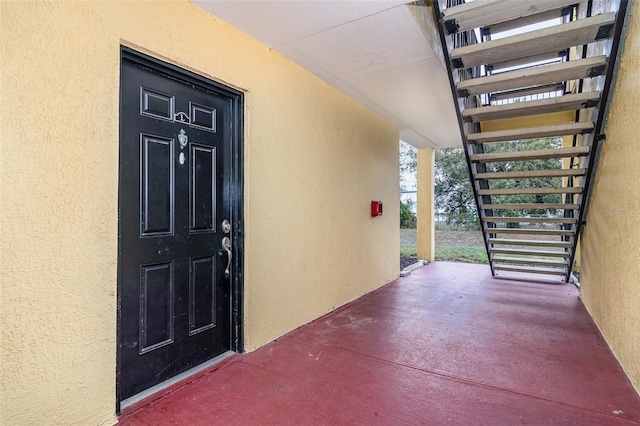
[417,148,435,261]
[0,1,400,424]
[580,0,640,394]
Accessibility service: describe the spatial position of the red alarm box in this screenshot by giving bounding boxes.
[371,201,383,217]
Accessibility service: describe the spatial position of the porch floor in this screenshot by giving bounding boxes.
[119,262,640,425]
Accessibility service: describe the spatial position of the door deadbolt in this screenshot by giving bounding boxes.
[222,220,232,234]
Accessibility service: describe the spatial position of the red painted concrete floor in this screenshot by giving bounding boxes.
[119,262,640,425]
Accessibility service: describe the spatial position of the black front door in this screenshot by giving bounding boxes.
[118,51,239,401]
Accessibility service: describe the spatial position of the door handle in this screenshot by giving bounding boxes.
[221,236,232,277]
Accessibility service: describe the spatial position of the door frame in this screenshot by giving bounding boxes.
[116,46,244,411]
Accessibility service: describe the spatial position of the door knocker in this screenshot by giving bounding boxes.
[178,129,188,150]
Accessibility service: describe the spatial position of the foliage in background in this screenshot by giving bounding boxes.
[434,137,564,227]
[400,199,417,229]
[400,140,417,178]
[483,137,563,217]
[435,148,478,229]
[440,212,480,230]
[399,141,418,225]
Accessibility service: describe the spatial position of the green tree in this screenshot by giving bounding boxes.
[399,141,418,229]
[482,137,563,217]
[434,137,564,226]
[400,140,417,175]
[435,147,477,228]
[400,199,417,229]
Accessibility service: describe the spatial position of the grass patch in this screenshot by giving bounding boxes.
[435,246,488,264]
[401,244,488,264]
[401,244,417,257]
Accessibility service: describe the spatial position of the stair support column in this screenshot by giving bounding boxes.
[417,147,435,262]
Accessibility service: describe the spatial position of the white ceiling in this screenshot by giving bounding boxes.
[192,0,462,148]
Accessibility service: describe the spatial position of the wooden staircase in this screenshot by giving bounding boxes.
[433,0,631,280]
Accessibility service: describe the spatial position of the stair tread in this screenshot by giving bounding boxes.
[482,203,579,210]
[490,247,570,257]
[494,264,567,275]
[478,187,582,196]
[484,217,577,224]
[475,168,587,179]
[463,92,601,122]
[457,56,608,97]
[490,238,572,248]
[493,256,568,266]
[451,13,616,68]
[442,0,578,34]
[487,8,574,35]
[471,146,590,163]
[488,228,575,236]
[468,122,594,143]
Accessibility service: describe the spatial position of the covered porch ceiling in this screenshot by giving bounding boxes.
[192,0,462,149]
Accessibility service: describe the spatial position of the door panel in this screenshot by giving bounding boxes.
[189,256,216,334]
[119,55,235,401]
[191,144,216,233]
[141,135,174,236]
[139,262,174,353]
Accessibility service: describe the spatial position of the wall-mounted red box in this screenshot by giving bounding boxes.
[371,201,383,217]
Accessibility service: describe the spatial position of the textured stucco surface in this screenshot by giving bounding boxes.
[417,148,435,261]
[0,1,399,424]
[581,0,640,395]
